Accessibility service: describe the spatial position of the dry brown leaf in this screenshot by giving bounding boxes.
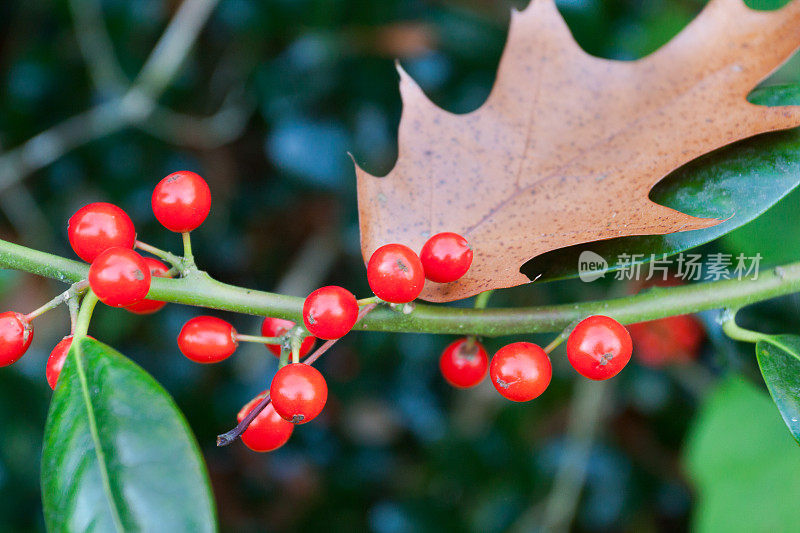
[355,0,800,302]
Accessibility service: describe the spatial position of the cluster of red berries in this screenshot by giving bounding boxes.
[177,315,324,452]
[366,232,474,303]
[174,232,475,452]
[0,167,641,454]
[439,315,633,401]
[0,171,211,388]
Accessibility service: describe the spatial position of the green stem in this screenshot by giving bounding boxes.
[235,334,282,344]
[73,290,99,339]
[135,240,183,268]
[474,290,494,310]
[67,298,80,334]
[721,309,769,344]
[25,280,88,320]
[3,238,800,336]
[543,318,584,354]
[278,345,289,368]
[182,232,194,265]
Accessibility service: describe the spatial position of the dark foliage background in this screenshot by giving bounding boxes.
[0,0,799,531]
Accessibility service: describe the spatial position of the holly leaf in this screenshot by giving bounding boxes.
[356,0,800,302]
[755,334,800,445]
[41,337,217,532]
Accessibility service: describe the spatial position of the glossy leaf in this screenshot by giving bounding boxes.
[41,337,217,532]
[685,377,800,532]
[522,84,800,282]
[756,334,800,444]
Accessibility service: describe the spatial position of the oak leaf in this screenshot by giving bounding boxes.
[355,0,800,302]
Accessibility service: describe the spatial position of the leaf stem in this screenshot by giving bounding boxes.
[721,309,769,344]
[73,290,99,339]
[474,290,494,310]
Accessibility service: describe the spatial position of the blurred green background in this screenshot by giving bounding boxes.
[1,0,800,531]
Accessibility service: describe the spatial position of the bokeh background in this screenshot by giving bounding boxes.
[1,0,799,531]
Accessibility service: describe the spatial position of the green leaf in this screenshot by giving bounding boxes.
[522,84,800,282]
[41,337,217,532]
[756,334,800,444]
[685,377,800,533]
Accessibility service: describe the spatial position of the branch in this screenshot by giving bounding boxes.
[67,0,128,92]
[136,89,255,149]
[132,0,219,100]
[511,380,612,533]
[1,238,799,336]
[0,0,223,195]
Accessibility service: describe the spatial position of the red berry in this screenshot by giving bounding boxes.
[0,312,33,367]
[490,342,552,401]
[237,392,294,452]
[566,315,632,380]
[261,317,316,358]
[88,247,151,307]
[303,286,359,340]
[177,316,238,363]
[68,202,136,263]
[628,315,705,367]
[439,338,488,388]
[124,258,171,315]
[46,335,94,390]
[152,171,212,232]
[270,363,328,424]
[367,243,425,303]
[420,232,473,283]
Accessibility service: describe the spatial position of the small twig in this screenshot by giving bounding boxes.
[25,280,89,321]
[137,89,255,150]
[216,303,378,446]
[0,0,222,194]
[67,0,128,93]
[132,0,220,99]
[511,380,612,533]
[67,297,80,335]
